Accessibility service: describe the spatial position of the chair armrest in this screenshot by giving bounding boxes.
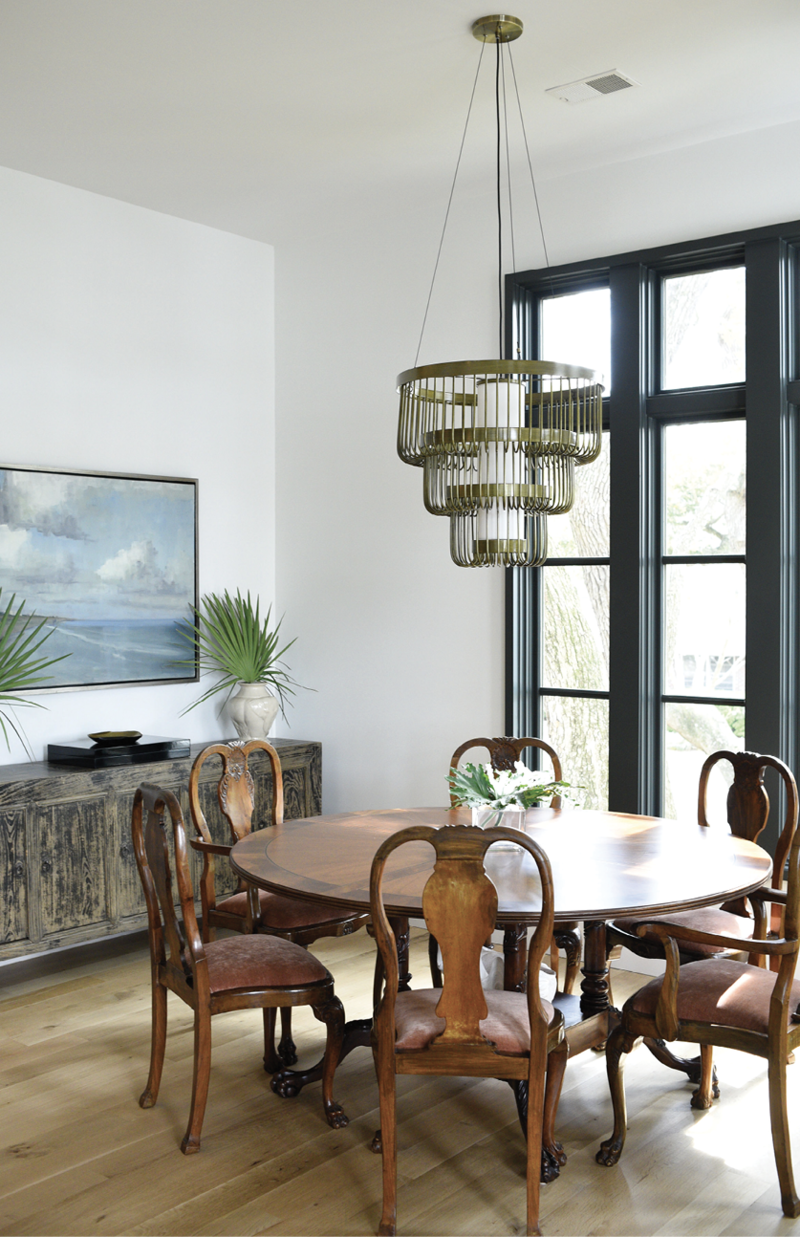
[750,886,788,906]
[189,837,233,857]
[636,920,793,957]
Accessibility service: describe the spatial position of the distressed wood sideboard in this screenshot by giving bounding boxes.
[0,738,321,961]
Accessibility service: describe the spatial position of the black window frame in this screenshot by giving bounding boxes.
[505,220,800,857]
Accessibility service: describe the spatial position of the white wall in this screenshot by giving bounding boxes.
[274,185,506,813]
[0,166,275,763]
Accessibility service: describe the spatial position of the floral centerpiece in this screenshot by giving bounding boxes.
[447,760,577,828]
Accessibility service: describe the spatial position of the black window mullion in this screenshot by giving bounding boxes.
[744,238,795,853]
[608,263,658,814]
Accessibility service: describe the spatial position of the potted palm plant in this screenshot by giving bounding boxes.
[179,589,303,740]
[0,590,69,757]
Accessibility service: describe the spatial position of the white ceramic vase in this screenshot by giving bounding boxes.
[226,682,279,742]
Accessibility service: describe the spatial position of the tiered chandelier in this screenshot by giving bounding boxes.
[397,15,604,568]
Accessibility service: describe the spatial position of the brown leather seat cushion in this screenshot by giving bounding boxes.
[611,906,754,957]
[218,888,359,930]
[630,957,800,1035]
[393,988,556,1054]
[202,934,330,993]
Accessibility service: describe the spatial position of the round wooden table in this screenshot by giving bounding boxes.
[231,804,771,1024]
[231,805,771,1178]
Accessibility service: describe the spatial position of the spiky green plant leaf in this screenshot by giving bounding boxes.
[177,589,305,715]
[0,590,70,755]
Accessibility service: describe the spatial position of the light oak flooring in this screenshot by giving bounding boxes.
[2,928,800,1237]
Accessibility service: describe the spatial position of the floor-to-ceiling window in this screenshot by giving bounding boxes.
[538,288,610,809]
[506,221,798,855]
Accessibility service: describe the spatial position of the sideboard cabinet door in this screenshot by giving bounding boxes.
[34,796,110,941]
[0,738,321,961]
[0,807,28,946]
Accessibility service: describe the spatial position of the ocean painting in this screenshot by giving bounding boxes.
[0,467,198,689]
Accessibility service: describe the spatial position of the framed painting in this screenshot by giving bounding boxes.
[0,464,198,690]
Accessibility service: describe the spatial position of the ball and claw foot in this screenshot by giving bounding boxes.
[546,1139,567,1167]
[596,1137,623,1167]
[278,1036,298,1067]
[324,1102,349,1130]
[690,1088,716,1110]
[541,1142,566,1182]
[271,1072,300,1099]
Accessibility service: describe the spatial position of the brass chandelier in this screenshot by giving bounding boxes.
[396,14,603,568]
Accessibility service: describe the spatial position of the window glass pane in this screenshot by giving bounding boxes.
[549,431,610,558]
[664,563,745,697]
[662,266,745,390]
[541,287,611,396]
[664,420,745,556]
[542,696,608,811]
[543,566,609,691]
[664,702,745,821]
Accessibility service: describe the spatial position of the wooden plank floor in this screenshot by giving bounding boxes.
[2,928,800,1236]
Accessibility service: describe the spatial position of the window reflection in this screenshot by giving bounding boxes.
[542,696,609,811]
[662,267,745,390]
[541,287,611,395]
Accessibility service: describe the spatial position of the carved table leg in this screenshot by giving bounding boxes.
[644,1037,720,1098]
[553,926,581,995]
[390,915,412,992]
[510,1051,568,1185]
[268,914,411,1096]
[503,922,528,993]
[504,918,568,1182]
[580,920,612,1019]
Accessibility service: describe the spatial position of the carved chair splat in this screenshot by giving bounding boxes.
[370,822,567,1237]
[597,817,800,1221]
[434,736,580,996]
[131,782,347,1154]
[606,750,799,1091]
[188,740,369,1069]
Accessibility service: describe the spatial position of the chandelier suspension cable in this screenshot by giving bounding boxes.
[507,42,550,270]
[414,40,486,368]
[501,39,517,289]
[495,31,504,357]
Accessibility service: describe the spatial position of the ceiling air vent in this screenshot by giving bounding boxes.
[546,70,638,104]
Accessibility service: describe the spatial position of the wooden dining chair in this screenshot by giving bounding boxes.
[188,740,369,1067]
[132,782,348,1154]
[370,821,567,1237]
[606,750,798,1089]
[434,735,581,996]
[596,820,800,1219]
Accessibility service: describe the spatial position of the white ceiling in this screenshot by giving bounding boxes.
[1,0,799,244]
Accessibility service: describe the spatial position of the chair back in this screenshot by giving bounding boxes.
[132,783,204,989]
[449,736,563,809]
[699,750,799,892]
[370,824,555,1057]
[189,739,284,845]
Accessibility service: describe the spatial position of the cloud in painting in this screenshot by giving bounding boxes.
[96,540,183,597]
[0,472,91,541]
[0,523,30,566]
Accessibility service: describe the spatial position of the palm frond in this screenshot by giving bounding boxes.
[178,589,305,716]
[0,589,71,755]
